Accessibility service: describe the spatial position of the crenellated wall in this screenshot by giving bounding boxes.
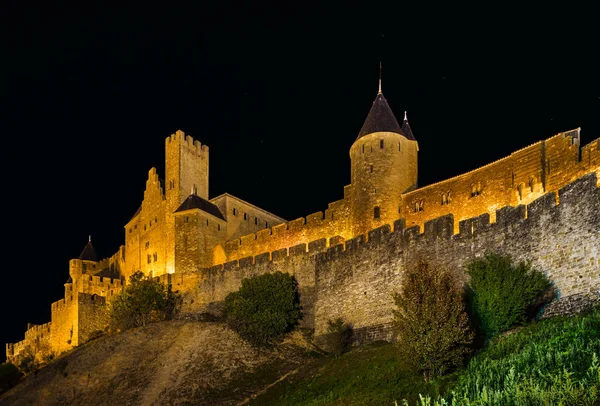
[314,172,599,345]
[147,173,598,349]
[6,128,599,364]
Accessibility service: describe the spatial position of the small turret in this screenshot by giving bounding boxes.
[69,236,99,282]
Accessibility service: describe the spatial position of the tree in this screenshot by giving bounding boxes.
[223,272,302,347]
[466,252,552,340]
[393,261,474,382]
[109,271,179,331]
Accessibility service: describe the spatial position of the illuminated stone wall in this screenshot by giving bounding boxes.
[314,172,600,346]
[6,128,599,364]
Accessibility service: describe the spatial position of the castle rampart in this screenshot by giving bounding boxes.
[313,172,599,346]
[6,122,599,364]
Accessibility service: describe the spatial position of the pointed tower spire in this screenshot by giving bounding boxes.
[88,234,91,242]
[401,110,416,141]
[79,237,98,262]
[378,61,382,94]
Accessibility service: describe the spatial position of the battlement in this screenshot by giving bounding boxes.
[24,322,52,341]
[166,130,209,154]
[321,172,598,260]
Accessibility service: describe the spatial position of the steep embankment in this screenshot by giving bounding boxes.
[0,321,318,406]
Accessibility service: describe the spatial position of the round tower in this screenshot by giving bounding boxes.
[350,88,418,236]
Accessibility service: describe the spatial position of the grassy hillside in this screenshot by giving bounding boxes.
[252,307,600,405]
[2,308,598,405]
[0,321,318,406]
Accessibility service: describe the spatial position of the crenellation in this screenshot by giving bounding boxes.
[238,256,253,267]
[527,192,558,219]
[272,248,288,261]
[423,214,454,240]
[308,238,327,253]
[7,84,599,365]
[496,204,527,225]
[288,218,305,230]
[289,243,308,256]
[306,211,325,224]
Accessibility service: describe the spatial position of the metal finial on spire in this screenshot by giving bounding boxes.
[404,111,408,121]
[88,235,91,242]
[378,62,382,94]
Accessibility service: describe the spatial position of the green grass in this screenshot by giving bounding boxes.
[253,307,600,406]
[251,341,456,405]
[407,306,600,405]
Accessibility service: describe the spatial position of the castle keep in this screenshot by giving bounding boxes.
[7,86,600,363]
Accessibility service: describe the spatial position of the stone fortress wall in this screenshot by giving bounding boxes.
[6,115,599,364]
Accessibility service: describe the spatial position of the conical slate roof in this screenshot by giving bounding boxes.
[175,194,226,221]
[401,112,416,141]
[357,93,403,140]
[79,239,98,262]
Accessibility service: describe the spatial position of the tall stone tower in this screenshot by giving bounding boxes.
[164,130,210,273]
[350,85,419,236]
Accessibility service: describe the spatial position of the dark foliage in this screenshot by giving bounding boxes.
[109,271,180,331]
[393,261,474,381]
[223,272,302,347]
[466,253,552,340]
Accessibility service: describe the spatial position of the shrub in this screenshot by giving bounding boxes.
[109,271,180,331]
[466,252,552,340]
[324,318,353,357]
[223,271,301,347]
[393,261,474,382]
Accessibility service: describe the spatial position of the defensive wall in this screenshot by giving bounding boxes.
[221,131,599,267]
[158,172,599,348]
[7,276,122,363]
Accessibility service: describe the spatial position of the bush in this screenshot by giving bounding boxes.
[466,253,552,340]
[223,271,301,347]
[324,318,353,357]
[109,271,180,331]
[393,261,474,382]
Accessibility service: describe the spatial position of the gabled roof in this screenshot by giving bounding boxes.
[79,239,98,262]
[175,194,226,221]
[357,93,403,140]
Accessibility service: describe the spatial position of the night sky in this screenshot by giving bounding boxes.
[1,3,598,361]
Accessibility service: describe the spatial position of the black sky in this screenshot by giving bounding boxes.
[1,3,598,361]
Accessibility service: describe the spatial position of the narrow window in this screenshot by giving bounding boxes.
[153,253,157,262]
[147,254,151,264]
[517,183,524,199]
[218,224,221,231]
[184,216,189,223]
[419,200,424,212]
[374,206,380,218]
[370,165,374,173]
[206,219,209,226]
[398,143,401,151]
[233,208,237,216]
[447,191,452,204]
[255,217,258,225]
[244,213,247,220]
[362,144,365,153]
[441,193,446,205]
[380,139,384,149]
[529,178,535,192]
[144,225,146,231]
[265,221,268,228]
[155,216,158,223]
